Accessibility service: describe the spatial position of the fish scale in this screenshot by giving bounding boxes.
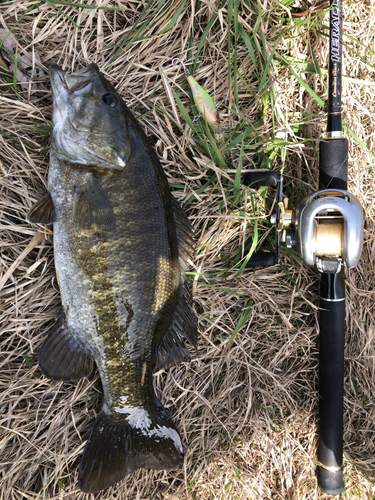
[27,62,197,493]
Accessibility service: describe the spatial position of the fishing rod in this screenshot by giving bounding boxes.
[242,0,363,494]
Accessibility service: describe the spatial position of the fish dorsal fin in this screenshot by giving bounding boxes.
[171,196,195,270]
[154,197,197,370]
[27,192,55,225]
[155,279,197,370]
[38,308,94,381]
[73,175,116,238]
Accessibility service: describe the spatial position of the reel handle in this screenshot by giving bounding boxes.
[243,170,282,267]
[245,251,277,268]
[243,170,279,189]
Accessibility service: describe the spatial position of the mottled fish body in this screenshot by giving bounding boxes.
[28,64,197,493]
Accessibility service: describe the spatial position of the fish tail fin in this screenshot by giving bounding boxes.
[78,398,184,493]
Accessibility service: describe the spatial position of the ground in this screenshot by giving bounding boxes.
[0,0,374,499]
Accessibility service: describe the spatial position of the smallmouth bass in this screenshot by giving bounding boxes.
[28,63,197,493]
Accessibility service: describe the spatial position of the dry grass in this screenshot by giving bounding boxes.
[1,0,375,499]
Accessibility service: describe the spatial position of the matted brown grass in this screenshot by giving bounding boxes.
[1,1,375,499]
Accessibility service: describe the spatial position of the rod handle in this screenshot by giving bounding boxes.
[317,468,344,496]
[243,170,278,189]
[317,273,345,495]
[319,138,348,190]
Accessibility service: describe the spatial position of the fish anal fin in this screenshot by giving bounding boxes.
[155,279,198,370]
[78,398,183,493]
[27,192,55,225]
[73,175,116,238]
[38,308,94,381]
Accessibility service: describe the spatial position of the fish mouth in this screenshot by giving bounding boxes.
[49,64,68,96]
[49,63,99,134]
[49,63,100,95]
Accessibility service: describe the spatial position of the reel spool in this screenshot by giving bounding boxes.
[315,222,342,259]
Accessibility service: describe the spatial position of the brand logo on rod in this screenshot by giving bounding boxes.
[331,0,341,63]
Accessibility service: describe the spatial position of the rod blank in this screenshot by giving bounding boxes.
[328,0,343,134]
[317,1,346,493]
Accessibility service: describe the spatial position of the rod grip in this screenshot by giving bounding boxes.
[319,138,348,190]
[317,273,345,495]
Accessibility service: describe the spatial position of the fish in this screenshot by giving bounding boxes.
[27,63,197,493]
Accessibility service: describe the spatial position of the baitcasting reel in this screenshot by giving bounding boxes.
[243,170,363,273]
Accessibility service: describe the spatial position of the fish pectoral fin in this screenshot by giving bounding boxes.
[172,196,195,271]
[73,175,116,238]
[155,279,198,370]
[27,192,55,225]
[38,308,94,381]
[78,397,184,493]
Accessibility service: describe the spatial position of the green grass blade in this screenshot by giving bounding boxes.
[233,0,239,112]
[343,125,375,162]
[235,220,258,277]
[161,0,187,33]
[256,37,279,100]
[238,25,260,78]
[107,0,162,66]
[290,67,325,108]
[222,301,253,353]
[193,11,220,74]
[233,141,244,201]
[204,123,227,170]
[253,0,262,37]
[228,0,233,108]
[43,0,81,29]
[183,174,217,208]
[170,86,197,133]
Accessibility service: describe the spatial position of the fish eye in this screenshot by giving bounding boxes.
[102,93,117,107]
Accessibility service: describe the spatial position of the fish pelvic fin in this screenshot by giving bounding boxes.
[38,308,94,381]
[27,192,55,225]
[78,398,184,493]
